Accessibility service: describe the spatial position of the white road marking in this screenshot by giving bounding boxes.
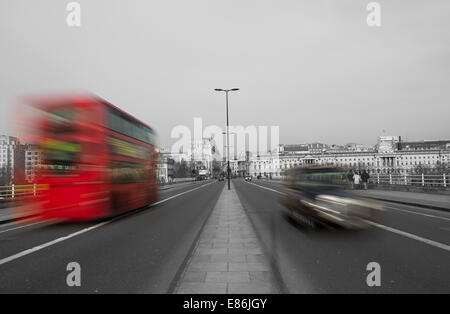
[249,181,450,252]
[386,205,450,222]
[0,182,213,235]
[0,181,217,266]
[0,220,49,235]
[366,221,450,252]
[247,181,287,196]
[0,221,111,266]
[152,181,215,206]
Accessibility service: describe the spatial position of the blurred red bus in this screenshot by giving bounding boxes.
[22,94,159,221]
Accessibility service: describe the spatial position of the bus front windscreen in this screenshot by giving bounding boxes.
[41,107,80,175]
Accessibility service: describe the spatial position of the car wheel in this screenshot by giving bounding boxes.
[292,211,316,228]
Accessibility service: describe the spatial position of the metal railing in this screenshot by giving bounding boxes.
[258,173,449,189]
[369,173,448,188]
[0,184,44,200]
[1,178,200,199]
[159,177,197,186]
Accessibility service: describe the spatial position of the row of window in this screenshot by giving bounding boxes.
[110,161,149,184]
[253,155,450,165]
[254,160,449,170]
[107,107,156,146]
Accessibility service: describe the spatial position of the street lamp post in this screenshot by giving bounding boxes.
[215,88,239,190]
[222,131,236,177]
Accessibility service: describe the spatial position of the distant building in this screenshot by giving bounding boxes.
[399,140,450,151]
[279,144,309,155]
[25,146,43,183]
[157,153,175,183]
[249,136,450,177]
[344,143,374,152]
[1,135,44,184]
[0,135,19,180]
[308,143,327,154]
[168,152,190,163]
[376,136,400,153]
[190,137,220,173]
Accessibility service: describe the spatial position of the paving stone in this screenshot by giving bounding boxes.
[229,248,263,255]
[177,282,227,294]
[249,271,278,283]
[205,271,250,283]
[228,282,277,294]
[191,255,212,263]
[229,238,259,244]
[210,253,246,262]
[196,248,228,255]
[198,242,213,248]
[210,239,229,245]
[183,271,206,283]
[229,262,271,271]
[189,262,228,272]
[213,242,244,248]
[246,254,270,263]
[243,242,260,249]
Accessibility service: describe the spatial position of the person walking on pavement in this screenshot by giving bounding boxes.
[361,170,370,190]
[347,170,354,189]
[353,171,361,189]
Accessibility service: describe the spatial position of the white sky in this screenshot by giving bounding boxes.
[0,0,449,149]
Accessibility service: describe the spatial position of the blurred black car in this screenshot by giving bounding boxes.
[218,176,225,181]
[280,165,383,229]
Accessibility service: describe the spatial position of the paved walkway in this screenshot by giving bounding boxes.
[175,182,280,294]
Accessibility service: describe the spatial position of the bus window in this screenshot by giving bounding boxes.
[111,161,147,184]
[107,107,156,146]
[41,139,80,175]
[47,108,77,133]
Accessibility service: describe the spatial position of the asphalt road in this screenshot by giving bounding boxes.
[0,178,449,293]
[234,179,450,293]
[0,180,223,293]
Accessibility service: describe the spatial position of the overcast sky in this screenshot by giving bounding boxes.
[1,0,449,149]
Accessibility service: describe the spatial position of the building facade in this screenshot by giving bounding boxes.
[157,153,175,183]
[191,137,220,173]
[249,137,450,178]
[0,135,18,180]
[24,146,43,183]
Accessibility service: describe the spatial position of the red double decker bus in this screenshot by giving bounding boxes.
[21,94,159,221]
